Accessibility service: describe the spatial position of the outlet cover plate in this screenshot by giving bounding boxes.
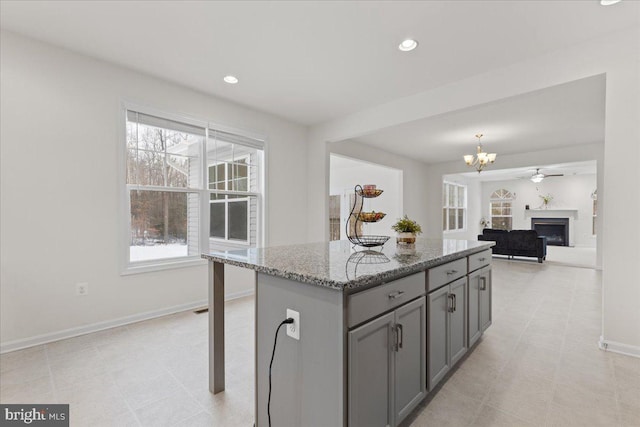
[286,309,300,340]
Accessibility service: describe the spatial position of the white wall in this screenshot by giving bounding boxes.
[480,175,597,247]
[309,28,639,353]
[0,31,308,349]
[329,140,430,236]
[330,155,402,238]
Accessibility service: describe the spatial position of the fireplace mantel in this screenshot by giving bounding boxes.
[523,209,578,246]
[524,209,578,219]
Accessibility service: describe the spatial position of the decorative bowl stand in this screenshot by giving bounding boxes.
[346,184,391,248]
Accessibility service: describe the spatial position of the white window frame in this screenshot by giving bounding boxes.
[208,156,253,245]
[120,102,265,275]
[209,196,251,244]
[592,194,597,236]
[489,189,514,231]
[443,181,467,233]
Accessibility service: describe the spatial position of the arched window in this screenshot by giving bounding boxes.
[490,189,514,230]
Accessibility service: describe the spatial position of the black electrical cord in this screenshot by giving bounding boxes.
[268,317,294,427]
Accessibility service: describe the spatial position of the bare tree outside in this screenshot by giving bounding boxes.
[127,120,194,257]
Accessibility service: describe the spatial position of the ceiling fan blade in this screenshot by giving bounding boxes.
[544,174,564,177]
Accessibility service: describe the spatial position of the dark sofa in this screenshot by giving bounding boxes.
[478,229,547,263]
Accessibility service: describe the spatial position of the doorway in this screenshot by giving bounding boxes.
[329,154,402,241]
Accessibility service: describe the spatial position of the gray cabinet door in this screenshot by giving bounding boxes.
[349,312,395,427]
[427,285,450,391]
[394,297,426,424]
[467,272,481,348]
[449,277,468,366]
[479,267,492,333]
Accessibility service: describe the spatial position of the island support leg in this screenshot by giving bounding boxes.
[209,261,225,393]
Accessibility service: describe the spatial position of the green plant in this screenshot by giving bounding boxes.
[539,194,554,204]
[391,215,423,234]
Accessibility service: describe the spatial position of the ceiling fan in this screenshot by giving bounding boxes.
[527,168,564,183]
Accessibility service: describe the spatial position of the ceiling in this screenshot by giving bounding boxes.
[353,75,606,164]
[1,1,638,126]
[452,160,597,183]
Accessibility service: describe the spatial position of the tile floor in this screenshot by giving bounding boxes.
[1,259,639,426]
[539,245,596,269]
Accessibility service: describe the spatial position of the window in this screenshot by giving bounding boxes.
[443,182,466,231]
[490,189,514,230]
[592,189,597,235]
[207,132,262,246]
[124,107,264,271]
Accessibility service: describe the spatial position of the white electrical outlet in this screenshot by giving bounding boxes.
[76,282,89,296]
[286,309,300,340]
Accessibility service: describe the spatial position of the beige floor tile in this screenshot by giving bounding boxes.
[0,362,51,387]
[55,374,130,421]
[0,345,47,373]
[487,371,554,423]
[49,347,109,389]
[552,380,617,413]
[611,352,640,377]
[614,364,640,410]
[134,391,202,427]
[472,404,536,427]
[0,391,55,404]
[619,401,640,427]
[87,410,141,427]
[556,359,616,397]
[45,334,96,361]
[443,363,500,402]
[174,411,216,427]
[118,371,183,410]
[0,374,53,402]
[110,360,168,389]
[547,401,619,427]
[409,388,482,427]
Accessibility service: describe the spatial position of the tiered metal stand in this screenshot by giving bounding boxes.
[346,184,391,248]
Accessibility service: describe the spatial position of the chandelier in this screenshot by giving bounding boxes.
[463,133,496,173]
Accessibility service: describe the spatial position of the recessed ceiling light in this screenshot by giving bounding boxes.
[600,0,621,5]
[223,75,239,84]
[398,39,418,52]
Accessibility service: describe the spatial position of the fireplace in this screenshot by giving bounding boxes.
[531,217,569,246]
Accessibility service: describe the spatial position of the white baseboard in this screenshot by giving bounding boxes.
[0,290,254,354]
[599,336,640,358]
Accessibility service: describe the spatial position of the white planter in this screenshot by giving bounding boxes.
[396,232,416,245]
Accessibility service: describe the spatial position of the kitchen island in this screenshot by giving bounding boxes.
[202,238,494,427]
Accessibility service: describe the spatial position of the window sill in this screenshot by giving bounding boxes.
[121,257,207,276]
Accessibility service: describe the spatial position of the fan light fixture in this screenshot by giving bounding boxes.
[463,134,497,173]
[528,168,564,183]
[600,0,622,6]
[531,172,545,183]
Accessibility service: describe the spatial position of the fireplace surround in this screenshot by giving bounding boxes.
[531,217,569,246]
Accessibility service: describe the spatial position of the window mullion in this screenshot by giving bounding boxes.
[201,128,210,253]
[225,197,229,240]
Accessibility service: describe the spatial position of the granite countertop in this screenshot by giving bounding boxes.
[202,238,494,291]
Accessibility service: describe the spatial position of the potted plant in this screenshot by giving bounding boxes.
[539,194,553,209]
[391,215,422,244]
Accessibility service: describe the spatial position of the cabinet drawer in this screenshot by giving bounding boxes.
[348,272,425,328]
[468,249,491,273]
[427,258,467,292]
